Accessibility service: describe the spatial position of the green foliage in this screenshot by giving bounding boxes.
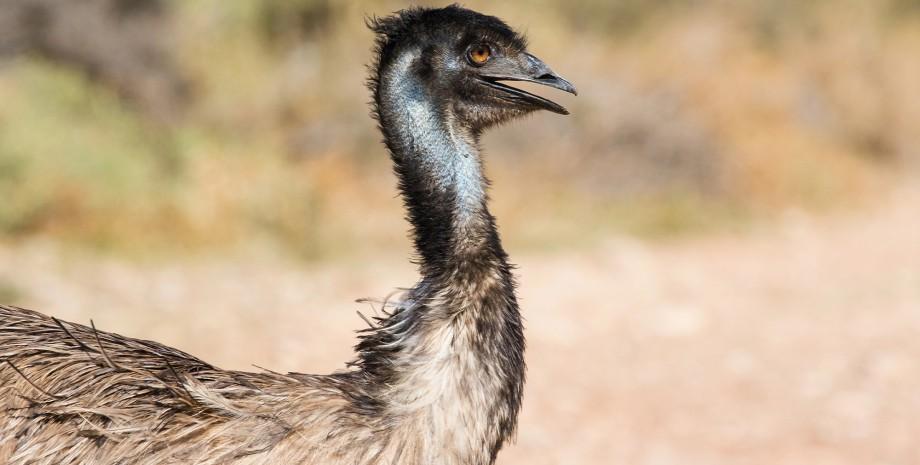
[0,59,179,240]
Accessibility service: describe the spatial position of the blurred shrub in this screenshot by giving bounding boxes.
[257,0,340,44]
[0,0,189,123]
[0,60,179,240]
[889,0,920,15]
[554,0,691,35]
[0,0,916,257]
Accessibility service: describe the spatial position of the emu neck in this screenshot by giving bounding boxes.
[377,50,501,279]
[371,48,525,464]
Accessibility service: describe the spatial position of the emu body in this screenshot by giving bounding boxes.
[0,6,575,465]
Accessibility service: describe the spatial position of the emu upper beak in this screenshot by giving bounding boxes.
[478,52,577,115]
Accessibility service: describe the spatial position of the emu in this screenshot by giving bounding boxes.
[0,6,575,465]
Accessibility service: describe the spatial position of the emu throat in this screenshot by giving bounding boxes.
[377,50,496,274]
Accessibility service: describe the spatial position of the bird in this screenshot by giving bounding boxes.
[0,5,576,465]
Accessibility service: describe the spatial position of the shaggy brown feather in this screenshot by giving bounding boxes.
[0,304,371,464]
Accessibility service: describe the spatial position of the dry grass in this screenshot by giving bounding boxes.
[1,181,917,464]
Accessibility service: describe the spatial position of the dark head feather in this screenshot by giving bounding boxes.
[365,4,528,107]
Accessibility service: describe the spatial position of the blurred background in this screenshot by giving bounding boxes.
[0,1,918,463]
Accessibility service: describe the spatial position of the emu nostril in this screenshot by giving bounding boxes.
[536,73,555,81]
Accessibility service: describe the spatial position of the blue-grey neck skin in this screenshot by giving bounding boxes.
[377,47,502,277]
[383,50,485,219]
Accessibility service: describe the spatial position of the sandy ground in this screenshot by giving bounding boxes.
[1,185,918,465]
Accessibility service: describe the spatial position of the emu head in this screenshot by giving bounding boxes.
[369,5,576,133]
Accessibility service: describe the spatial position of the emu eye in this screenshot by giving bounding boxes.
[467,44,492,66]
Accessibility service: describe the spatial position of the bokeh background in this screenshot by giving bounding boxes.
[1,1,919,463]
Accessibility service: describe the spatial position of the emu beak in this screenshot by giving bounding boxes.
[478,52,577,115]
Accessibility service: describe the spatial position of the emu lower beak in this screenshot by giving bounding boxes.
[479,52,577,115]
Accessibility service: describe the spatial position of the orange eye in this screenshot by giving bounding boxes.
[468,44,491,66]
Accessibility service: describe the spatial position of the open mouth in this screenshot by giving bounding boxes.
[479,77,574,115]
